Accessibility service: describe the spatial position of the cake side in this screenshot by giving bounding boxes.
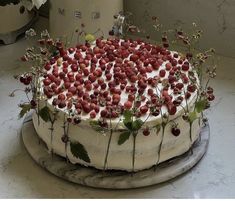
[32,38,203,171]
[33,110,201,172]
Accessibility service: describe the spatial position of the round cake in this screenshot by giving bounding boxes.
[33,38,201,172]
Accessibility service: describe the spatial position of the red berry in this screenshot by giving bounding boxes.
[68,86,77,95]
[106,73,112,80]
[208,94,215,101]
[159,69,166,77]
[124,101,133,110]
[58,100,66,108]
[168,105,177,115]
[176,83,184,90]
[171,127,181,136]
[143,128,150,136]
[147,88,154,96]
[130,54,139,62]
[74,117,81,124]
[101,110,108,118]
[165,63,172,71]
[43,78,51,86]
[61,135,69,143]
[187,84,196,93]
[88,74,96,83]
[207,86,214,94]
[30,100,37,108]
[182,63,189,71]
[128,94,135,102]
[58,94,66,100]
[90,111,96,119]
[71,64,78,72]
[140,105,148,114]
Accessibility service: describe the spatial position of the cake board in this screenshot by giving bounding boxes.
[21,114,210,189]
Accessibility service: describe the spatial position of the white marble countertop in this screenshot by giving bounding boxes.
[0,17,235,198]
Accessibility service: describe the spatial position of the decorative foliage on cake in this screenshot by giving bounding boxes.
[11,13,217,172]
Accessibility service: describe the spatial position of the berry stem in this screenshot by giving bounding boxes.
[132,133,137,175]
[103,111,113,171]
[63,114,69,163]
[103,128,113,171]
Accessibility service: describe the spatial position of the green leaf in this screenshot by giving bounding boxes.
[195,99,208,113]
[19,103,31,118]
[154,124,161,135]
[188,111,198,123]
[123,110,132,122]
[89,121,105,132]
[118,131,131,145]
[38,106,51,122]
[85,34,95,42]
[123,110,133,130]
[70,141,90,163]
[132,119,144,131]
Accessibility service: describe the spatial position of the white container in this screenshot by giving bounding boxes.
[0,3,34,44]
[49,0,123,44]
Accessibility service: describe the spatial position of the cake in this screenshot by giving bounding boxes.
[29,38,206,172]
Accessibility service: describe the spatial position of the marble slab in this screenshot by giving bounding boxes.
[21,115,210,189]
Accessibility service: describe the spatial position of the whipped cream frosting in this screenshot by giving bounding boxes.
[33,38,201,171]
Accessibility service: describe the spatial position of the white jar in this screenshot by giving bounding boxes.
[49,0,123,44]
[0,3,34,44]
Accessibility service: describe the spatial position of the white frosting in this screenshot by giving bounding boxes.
[33,39,202,171]
[33,110,201,172]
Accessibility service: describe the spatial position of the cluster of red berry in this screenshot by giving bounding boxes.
[40,38,197,121]
[19,74,32,85]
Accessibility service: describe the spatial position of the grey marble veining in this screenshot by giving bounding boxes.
[0,17,235,198]
[21,115,209,189]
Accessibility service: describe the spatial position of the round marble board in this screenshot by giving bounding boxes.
[21,114,210,189]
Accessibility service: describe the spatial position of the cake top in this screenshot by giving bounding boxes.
[41,38,198,121]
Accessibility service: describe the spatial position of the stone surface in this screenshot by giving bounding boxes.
[0,17,235,198]
[21,114,209,189]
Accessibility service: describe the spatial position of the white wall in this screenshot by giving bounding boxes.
[124,0,235,58]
